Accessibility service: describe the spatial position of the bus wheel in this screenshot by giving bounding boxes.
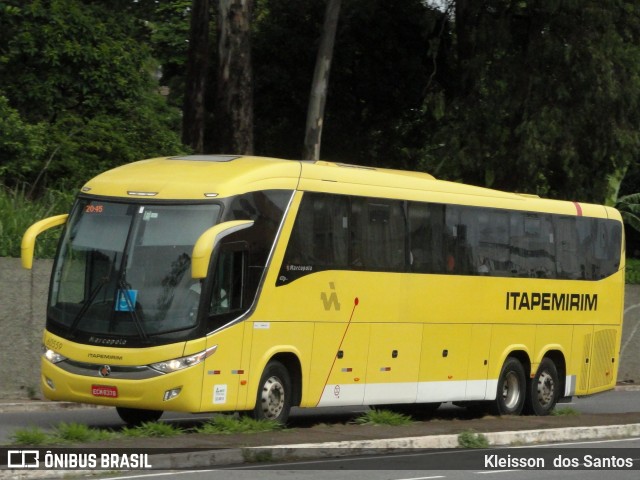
[116,407,163,426]
[525,358,560,416]
[252,361,292,424]
[491,357,525,416]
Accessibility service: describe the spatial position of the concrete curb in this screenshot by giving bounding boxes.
[0,402,108,414]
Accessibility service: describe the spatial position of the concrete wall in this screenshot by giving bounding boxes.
[1,257,638,400]
[0,257,53,399]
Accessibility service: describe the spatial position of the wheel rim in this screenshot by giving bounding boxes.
[536,370,555,407]
[259,375,285,420]
[502,371,521,410]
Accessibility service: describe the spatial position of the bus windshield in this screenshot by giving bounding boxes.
[49,199,221,341]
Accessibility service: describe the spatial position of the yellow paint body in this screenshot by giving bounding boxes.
[27,156,624,413]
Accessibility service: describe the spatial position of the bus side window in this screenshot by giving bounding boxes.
[407,202,432,273]
[476,209,510,276]
[350,198,405,271]
[279,192,349,283]
[407,202,447,274]
[209,242,247,321]
[555,217,581,279]
[314,195,349,268]
[444,206,474,275]
[577,217,622,280]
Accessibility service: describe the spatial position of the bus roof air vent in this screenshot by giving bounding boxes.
[168,155,241,162]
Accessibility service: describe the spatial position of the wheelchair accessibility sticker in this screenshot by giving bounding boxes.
[115,289,138,312]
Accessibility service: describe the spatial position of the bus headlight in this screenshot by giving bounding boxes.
[42,346,67,364]
[149,345,217,374]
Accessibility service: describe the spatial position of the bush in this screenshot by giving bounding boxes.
[10,427,51,446]
[551,407,580,417]
[0,186,74,258]
[122,421,183,438]
[626,258,640,284]
[354,409,413,426]
[458,430,489,448]
[195,415,282,434]
[53,422,114,443]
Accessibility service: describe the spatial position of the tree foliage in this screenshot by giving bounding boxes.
[2,0,640,211]
[421,0,640,204]
[253,0,439,166]
[0,0,184,193]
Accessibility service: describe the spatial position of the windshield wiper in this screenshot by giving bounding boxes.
[117,277,149,342]
[68,275,109,335]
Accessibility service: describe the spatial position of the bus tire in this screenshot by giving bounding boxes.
[525,358,560,416]
[491,357,526,416]
[116,407,163,426]
[252,361,292,424]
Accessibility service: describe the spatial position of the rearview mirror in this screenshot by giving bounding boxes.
[191,220,254,279]
[21,214,69,269]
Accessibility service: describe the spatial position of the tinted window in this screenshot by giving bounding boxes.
[205,190,292,330]
[278,192,622,284]
[278,193,406,284]
[350,197,405,271]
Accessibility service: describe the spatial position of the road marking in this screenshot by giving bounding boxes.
[620,303,640,358]
[102,472,209,479]
[475,470,520,475]
[520,437,640,447]
[395,477,445,480]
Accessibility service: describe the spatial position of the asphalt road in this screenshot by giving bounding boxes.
[96,437,640,480]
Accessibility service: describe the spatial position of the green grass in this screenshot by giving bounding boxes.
[7,417,283,446]
[194,415,282,434]
[458,430,490,448]
[10,423,115,445]
[353,409,413,426]
[10,427,51,446]
[122,421,183,438]
[53,422,115,443]
[0,185,73,258]
[550,407,580,416]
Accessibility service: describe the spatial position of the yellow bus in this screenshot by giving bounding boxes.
[22,155,625,425]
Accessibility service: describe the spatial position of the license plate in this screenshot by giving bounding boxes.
[91,385,118,398]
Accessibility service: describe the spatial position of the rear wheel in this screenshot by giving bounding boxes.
[525,358,560,416]
[251,361,292,424]
[491,357,526,416]
[116,407,163,426]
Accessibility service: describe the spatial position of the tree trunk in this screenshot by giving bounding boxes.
[303,0,341,161]
[454,0,481,95]
[182,0,211,153]
[215,0,254,155]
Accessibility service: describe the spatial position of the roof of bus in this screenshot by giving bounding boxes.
[80,155,619,220]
